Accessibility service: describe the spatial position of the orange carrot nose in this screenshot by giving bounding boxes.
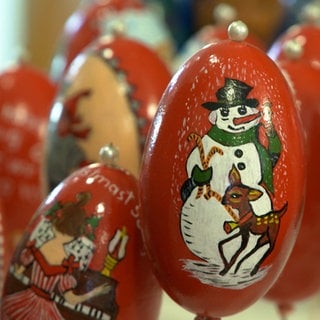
[233,112,261,125]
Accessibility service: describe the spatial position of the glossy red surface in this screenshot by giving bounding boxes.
[268,24,320,63]
[0,198,6,294]
[265,58,320,310]
[0,63,56,259]
[139,39,306,318]
[1,160,162,319]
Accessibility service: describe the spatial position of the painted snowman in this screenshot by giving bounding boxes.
[180,77,285,288]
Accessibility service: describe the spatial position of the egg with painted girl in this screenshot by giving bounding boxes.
[1,145,162,319]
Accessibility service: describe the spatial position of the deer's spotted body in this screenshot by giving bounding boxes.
[219,165,287,276]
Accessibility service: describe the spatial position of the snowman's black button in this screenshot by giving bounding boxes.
[234,149,243,158]
[237,162,246,170]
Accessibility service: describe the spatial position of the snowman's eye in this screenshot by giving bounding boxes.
[220,108,229,117]
[238,105,247,115]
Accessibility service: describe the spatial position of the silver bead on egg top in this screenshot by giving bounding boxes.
[228,20,248,42]
[283,39,304,60]
[99,144,119,167]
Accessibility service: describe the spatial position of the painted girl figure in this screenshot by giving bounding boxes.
[1,192,110,319]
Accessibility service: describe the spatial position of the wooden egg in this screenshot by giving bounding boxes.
[268,4,320,63]
[139,21,305,319]
[265,39,320,317]
[1,144,162,319]
[44,33,171,192]
[0,62,56,258]
[0,198,5,294]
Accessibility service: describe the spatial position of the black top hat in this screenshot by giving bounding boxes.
[202,78,259,110]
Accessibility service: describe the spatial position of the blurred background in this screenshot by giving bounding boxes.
[1,0,320,319]
[0,0,79,72]
[0,0,308,72]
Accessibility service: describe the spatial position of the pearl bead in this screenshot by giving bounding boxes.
[228,20,248,42]
[99,143,119,167]
[283,39,304,60]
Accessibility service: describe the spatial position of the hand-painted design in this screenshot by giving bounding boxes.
[48,48,146,192]
[97,49,145,149]
[218,166,287,276]
[47,90,93,191]
[45,191,100,242]
[180,78,287,289]
[102,227,129,278]
[57,89,92,139]
[1,192,129,319]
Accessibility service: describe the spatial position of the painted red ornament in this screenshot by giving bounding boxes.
[0,198,6,294]
[1,144,162,319]
[0,62,56,259]
[265,39,320,318]
[50,0,174,81]
[139,21,305,319]
[44,33,171,193]
[268,3,320,63]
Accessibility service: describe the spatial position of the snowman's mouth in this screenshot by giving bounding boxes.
[233,112,261,126]
[228,125,245,131]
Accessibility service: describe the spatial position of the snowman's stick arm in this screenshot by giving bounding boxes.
[188,132,238,222]
[188,133,223,169]
[188,133,206,167]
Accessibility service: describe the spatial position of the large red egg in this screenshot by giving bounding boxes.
[44,34,171,193]
[1,145,162,319]
[265,42,320,317]
[50,0,174,81]
[0,62,56,258]
[139,22,305,319]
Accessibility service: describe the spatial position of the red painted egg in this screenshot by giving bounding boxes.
[44,34,171,192]
[0,198,6,294]
[139,21,305,319]
[0,62,56,258]
[1,145,162,319]
[268,23,320,63]
[50,0,174,81]
[265,41,320,317]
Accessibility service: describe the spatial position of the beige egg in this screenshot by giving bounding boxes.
[44,34,171,193]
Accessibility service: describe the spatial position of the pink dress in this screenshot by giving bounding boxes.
[2,241,78,320]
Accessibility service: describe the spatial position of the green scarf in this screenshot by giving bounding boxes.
[207,125,279,193]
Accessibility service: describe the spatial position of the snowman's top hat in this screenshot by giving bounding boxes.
[202,78,259,110]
